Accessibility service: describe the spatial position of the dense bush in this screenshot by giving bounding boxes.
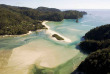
[77,48,110,74]
[0,7,45,35]
[85,24,110,40]
[79,39,110,53]
[0,4,86,35]
[37,7,61,12]
[52,34,64,40]
[79,24,110,53]
[75,24,110,74]
[0,4,86,21]
[63,10,85,19]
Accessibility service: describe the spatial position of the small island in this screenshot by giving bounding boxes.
[52,34,64,40]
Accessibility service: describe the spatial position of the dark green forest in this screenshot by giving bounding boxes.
[0,4,86,35]
[79,39,110,53]
[52,34,64,40]
[80,24,110,53]
[85,24,110,40]
[74,24,110,74]
[77,49,110,74]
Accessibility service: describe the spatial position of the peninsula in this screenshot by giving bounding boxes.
[0,4,86,36]
[42,21,71,42]
[72,24,110,74]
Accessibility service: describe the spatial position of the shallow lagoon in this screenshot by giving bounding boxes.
[0,10,110,74]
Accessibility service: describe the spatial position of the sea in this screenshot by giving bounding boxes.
[0,9,110,74]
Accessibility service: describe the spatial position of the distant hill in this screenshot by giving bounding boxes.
[0,4,86,35]
[37,7,61,12]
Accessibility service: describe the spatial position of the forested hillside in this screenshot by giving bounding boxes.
[0,4,86,35]
[79,24,110,53]
[0,5,45,35]
[72,24,110,74]
[77,49,110,74]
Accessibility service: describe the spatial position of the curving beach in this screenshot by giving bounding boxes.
[0,31,32,38]
[42,21,72,43]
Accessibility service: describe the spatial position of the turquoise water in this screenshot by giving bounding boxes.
[0,10,110,74]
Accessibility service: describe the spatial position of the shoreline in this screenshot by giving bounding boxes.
[42,21,72,43]
[0,21,72,43]
[0,31,33,38]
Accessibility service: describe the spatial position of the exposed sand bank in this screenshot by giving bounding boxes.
[42,21,72,43]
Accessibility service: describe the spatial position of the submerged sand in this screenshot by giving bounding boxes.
[0,39,80,74]
[0,21,85,74]
[42,21,72,43]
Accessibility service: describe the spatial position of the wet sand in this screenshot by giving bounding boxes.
[0,39,79,74]
[42,21,72,43]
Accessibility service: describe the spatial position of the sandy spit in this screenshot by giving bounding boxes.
[42,21,72,43]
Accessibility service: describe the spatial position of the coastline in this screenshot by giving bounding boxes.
[0,21,72,43]
[42,21,72,43]
[0,31,33,38]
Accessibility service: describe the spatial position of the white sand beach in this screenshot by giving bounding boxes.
[0,31,32,38]
[42,21,72,43]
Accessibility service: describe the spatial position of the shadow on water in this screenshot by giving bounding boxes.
[74,36,90,55]
[71,47,86,74]
[70,38,87,74]
[75,45,89,55]
[71,69,85,74]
